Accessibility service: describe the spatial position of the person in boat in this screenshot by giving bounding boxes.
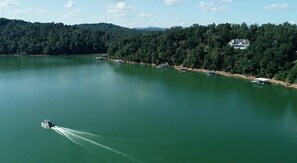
[41,119,55,129]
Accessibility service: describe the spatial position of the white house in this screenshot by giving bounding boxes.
[228,39,250,49]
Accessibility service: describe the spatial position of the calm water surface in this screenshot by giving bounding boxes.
[1,55,297,163]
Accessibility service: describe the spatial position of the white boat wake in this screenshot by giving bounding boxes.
[51,126,141,162]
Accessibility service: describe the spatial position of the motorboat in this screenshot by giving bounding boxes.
[206,71,219,76]
[251,78,270,84]
[114,59,123,64]
[41,119,55,129]
[157,62,169,69]
[96,56,107,60]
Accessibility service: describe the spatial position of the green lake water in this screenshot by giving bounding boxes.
[1,55,297,163]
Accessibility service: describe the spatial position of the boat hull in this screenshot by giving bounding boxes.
[41,120,55,129]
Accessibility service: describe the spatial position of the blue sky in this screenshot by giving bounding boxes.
[0,0,296,28]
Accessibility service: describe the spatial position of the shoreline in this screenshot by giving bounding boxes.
[110,59,297,90]
[173,66,297,90]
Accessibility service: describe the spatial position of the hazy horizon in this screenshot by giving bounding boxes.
[0,0,296,28]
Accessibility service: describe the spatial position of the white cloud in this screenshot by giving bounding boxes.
[164,0,186,6]
[64,1,80,19]
[107,1,132,17]
[0,0,18,11]
[222,0,232,3]
[65,0,75,9]
[13,8,32,15]
[197,1,227,12]
[264,3,288,10]
[64,8,81,18]
[140,13,152,18]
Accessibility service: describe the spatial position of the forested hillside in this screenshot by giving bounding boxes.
[108,23,297,83]
[1,18,297,82]
[0,18,140,55]
[76,23,143,47]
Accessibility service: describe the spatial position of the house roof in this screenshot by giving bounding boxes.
[229,39,250,45]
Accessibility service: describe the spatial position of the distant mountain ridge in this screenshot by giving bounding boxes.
[75,23,141,33]
[0,17,26,25]
[136,27,167,31]
[76,23,166,32]
[0,17,164,32]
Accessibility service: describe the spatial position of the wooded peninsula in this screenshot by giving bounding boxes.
[0,18,297,84]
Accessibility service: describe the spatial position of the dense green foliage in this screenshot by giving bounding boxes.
[0,18,138,55]
[76,23,140,33]
[0,18,107,55]
[1,17,297,82]
[108,23,297,82]
[76,23,144,48]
